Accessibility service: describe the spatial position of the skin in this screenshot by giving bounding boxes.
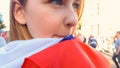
[14,0,80,38]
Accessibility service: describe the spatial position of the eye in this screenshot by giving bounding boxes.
[72,3,79,9]
[48,0,62,5]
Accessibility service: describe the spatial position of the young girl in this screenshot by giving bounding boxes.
[0,0,110,68]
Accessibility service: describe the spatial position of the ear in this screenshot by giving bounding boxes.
[13,1,26,24]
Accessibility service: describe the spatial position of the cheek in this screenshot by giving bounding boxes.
[25,8,64,37]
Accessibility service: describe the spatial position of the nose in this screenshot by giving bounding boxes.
[64,10,78,28]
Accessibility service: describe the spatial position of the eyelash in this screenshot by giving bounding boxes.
[48,0,62,5]
[48,0,80,9]
[73,3,79,9]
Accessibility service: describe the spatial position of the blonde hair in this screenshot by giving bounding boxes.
[10,0,84,41]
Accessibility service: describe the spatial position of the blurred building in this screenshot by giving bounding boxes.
[81,0,120,38]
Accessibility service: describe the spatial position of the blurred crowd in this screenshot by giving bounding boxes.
[0,30,9,47]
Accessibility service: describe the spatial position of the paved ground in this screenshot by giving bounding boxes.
[100,51,116,68]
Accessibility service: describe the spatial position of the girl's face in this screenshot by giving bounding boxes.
[17,0,80,38]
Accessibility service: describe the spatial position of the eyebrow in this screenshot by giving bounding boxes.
[73,0,80,3]
[65,0,80,2]
[76,0,80,2]
[74,0,80,4]
[75,0,80,1]
[64,0,80,3]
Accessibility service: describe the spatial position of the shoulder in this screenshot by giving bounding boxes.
[22,37,110,68]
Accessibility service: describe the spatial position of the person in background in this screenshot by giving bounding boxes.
[0,0,110,68]
[112,31,120,68]
[88,35,98,48]
[0,35,6,47]
[0,32,7,40]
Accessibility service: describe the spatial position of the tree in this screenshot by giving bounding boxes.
[0,13,6,30]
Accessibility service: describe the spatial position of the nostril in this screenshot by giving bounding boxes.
[67,23,71,27]
[66,21,77,28]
